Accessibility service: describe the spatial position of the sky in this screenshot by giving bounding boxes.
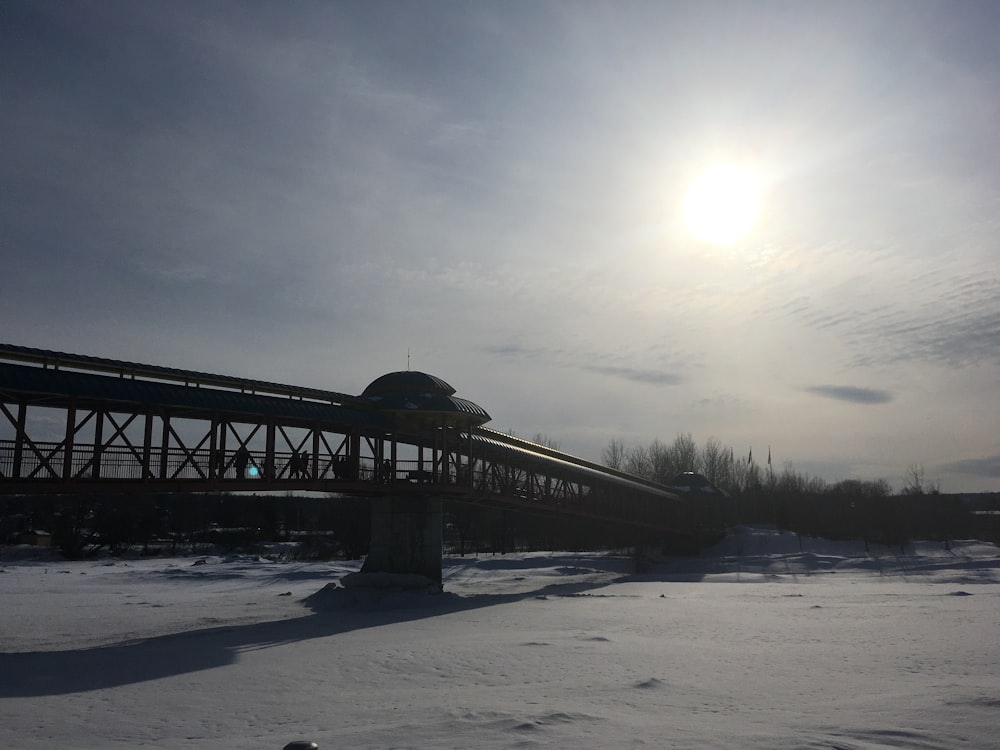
[2,1,999,492]
[2,532,1000,748]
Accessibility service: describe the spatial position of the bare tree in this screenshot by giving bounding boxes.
[668,433,699,475]
[601,438,627,470]
[648,438,674,484]
[625,444,652,479]
[901,463,940,495]
[699,437,728,485]
[867,478,894,497]
[902,463,926,495]
[531,432,561,451]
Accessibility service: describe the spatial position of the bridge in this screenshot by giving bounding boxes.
[0,344,706,586]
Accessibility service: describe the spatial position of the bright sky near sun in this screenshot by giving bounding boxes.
[1,1,999,491]
[683,163,764,246]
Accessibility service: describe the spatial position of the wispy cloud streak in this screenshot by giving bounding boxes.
[583,365,683,386]
[805,385,893,405]
[938,455,1000,479]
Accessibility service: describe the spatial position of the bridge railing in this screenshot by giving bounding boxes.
[0,440,469,486]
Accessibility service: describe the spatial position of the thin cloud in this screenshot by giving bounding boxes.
[846,272,1000,368]
[484,344,542,359]
[584,365,683,386]
[775,259,1000,370]
[938,455,1000,479]
[483,347,685,389]
[806,385,892,405]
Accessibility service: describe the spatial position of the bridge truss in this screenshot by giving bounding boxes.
[0,344,692,534]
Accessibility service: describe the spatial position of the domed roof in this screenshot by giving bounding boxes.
[360,371,490,428]
[361,371,456,397]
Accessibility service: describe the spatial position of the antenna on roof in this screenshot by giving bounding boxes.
[407,348,410,371]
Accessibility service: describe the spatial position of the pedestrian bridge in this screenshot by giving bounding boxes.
[0,344,706,585]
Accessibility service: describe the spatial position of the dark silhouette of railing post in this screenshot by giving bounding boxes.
[349,430,361,480]
[209,414,219,481]
[12,401,26,479]
[91,410,104,479]
[142,409,154,482]
[265,421,276,480]
[62,401,76,482]
[311,425,321,480]
[217,417,228,479]
[159,415,170,480]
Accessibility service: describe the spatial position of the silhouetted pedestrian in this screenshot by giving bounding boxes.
[235,447,250,479]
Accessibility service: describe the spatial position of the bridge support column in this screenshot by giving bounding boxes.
[358,495,443,589]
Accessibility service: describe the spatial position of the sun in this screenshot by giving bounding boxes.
[682,163,763,245]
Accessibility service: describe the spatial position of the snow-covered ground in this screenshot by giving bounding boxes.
[2,528,998,749]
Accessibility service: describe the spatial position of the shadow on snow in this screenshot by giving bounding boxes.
[0,566,628,698]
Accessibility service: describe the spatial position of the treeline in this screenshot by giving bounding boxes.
[443,501,648,557]
[0,493,371,559]
[1,491,656,560]
[706,486,998,548]
[601,433,904,497]
[602,434,997,546]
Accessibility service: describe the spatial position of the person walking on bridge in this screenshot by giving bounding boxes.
[288,451,302,479]
[235,447,250,479]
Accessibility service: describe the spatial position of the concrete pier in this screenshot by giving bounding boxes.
[359,495,444,588]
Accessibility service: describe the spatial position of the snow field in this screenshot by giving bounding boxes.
[1,530,998,749]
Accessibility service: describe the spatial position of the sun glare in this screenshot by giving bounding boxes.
[682,163,762,245]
